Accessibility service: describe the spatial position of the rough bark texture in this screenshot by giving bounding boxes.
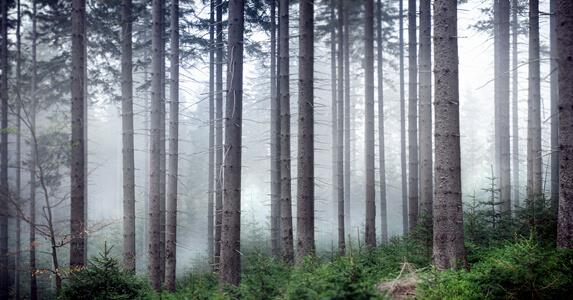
[335,0,345,254]
[556,0,573,249]
[364,0,376,248]
[296,0,315,260]
[15,1,22,296]
[419,0,433,220]
[214,0,223,269]
[343,2,351,232]
[279,0,294,264]
[165,0,179,291]
[432,0,466,270]
[550,0,559,212]
[330,0,337,232]
[527,0,542,201]
[121,0,136,273]
[270,0,281,258]
[148,0,163,290]
[511,0,519,209]
[399,0,408,234]
[407,0,418,231]
[377,0,388,244]
[70,0,87,269]
[0,0,7,297]
[30,2,38,297]
[207,0,215,265]
[159,0,166,281]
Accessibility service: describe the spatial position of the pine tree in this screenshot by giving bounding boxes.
[364,0,376,248]
[407,0,418,231]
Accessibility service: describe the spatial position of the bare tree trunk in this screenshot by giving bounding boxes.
[207,0,215,265]
[219,0,244,286]
[214,0,223,269]
[419,0,432,223]
[159,0,166,281]
[343,5,350,231]
[296,0,315,259]
[432,0,466,270]
[29,2,38,297]
[330,0,337,233]
[556,0,573,249]
[15,1,22,296]
[527,0,542,202]
[399,0,408,234]
[279,0,294,264]
[550,0,559,212]
[511,0,519,210]
[336,0,345,254]
[270,0,281,258]
[165,0,179,291]
[121,0,136,273]
[377,0,388,244]
[407,0,418,231]
[364,0,376,248]
[70,0,87,269]
[0,0,8,296]
[148,0,163,290]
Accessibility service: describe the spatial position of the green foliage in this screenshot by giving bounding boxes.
[59,244,150,300]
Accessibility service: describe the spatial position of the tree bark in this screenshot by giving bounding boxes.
[407,0,418,231]
[121,0,136,273]
[15,0,22,296]
[29,2,38,297]
[399,0,408,234]
[336,0,345,254]
[511,0,519,210]
[330,0,337,234]
[279,0,294,264]
[214,0,223,269]
[343,4,350,231]
[270,0,281,258]
[550,0,559,212]
[219,0,244,286]
[364,0,376,248]
[296,0,315,259]
[377,0,388,243]
[165,0,179,291]
[159,0,166,281]
[0,0,7,296]
[207,0,215,265]
[556,0,573,249]
[432,0,466,270]
[148,0,164,290]
[70,0,87,269]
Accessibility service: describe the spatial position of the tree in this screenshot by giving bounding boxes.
[527,0,542,202]
[419,0,432,223]
[407,0,418,231]
[336,0,345,255]
[148,0,163,290]
[159,0,166,281]
[0,0,8,296]
[270,0,281,258]
[121,0,136,273]
[364,0,376,248]
[219,0,244,285]
[377,0,388,243]
[30,1,38,297]
[214,0,223,268]
[70,0,87,269]
[432,0,466,270]
[550,0,559,212]
[343,1,350,231]
[279,0,294,264]
[399,0,408,234]
[165,0,180,291]
[15,0,22,297]
[207,0,215,265]
[511,0,519,209]
[556,0,573,249]
[330,0,337,234]
[296,0,315,259]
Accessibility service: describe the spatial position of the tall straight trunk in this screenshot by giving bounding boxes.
[364,0,376,247]
[556,0,573,249]
[399,0,408,234]
[330,0,337,229]
[336,0,345,254]
[377,0,388,243]
[207,0,215,264]
[527,0,542,202]
[550,0,559,212]
[296,0,315,259]
[0,0,7,296]
[419,0,432,220]
[511,0,519,209]
[159,0,166,281]
[214,0,223,268]
[15,0,22,296]
[432,0,466,270]
[148,0,163,290]
[70,0,87,268]
[343,4,350,231]
[165,0,179,290]
[270,0,281,257]
[219,0,244,286]
[279,0,294,264]
[29,2,38,297]
[121,0,136,273]
[407,0,418,231]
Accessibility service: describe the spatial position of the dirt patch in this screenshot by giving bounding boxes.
[377,262,418,300]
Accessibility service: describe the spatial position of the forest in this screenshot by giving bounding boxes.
[0,0,572,299]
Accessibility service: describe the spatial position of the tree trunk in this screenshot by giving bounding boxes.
[343,4,351,232]
[165,0,179,291]
[148,0,163,290]
[336,0,345,254]
[279,0,294,264]
[419,0,432,223]
[527,0,542,202]
[330,0,337,235]
[556,0,573,249]
[15,0,22,296]
[159,0,166,281]
[407,0,418,231]
[432,0,466,270]
[270,0,281,258]
[219,0,244,286]
[214,0,223,269]
[0,0,8,296]
[70,0,87,269]
[511,0,519,210]
[207,0,215,265]
[364,0,376,248]
[399,0,408,234]
[377,0,388,243]
[296,0,315,259]
[29,2,38,297]
[121,0,136,273]
[550,0,559,212]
